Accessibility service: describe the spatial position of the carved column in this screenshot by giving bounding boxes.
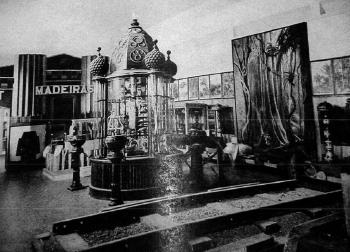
[317,102,334,162]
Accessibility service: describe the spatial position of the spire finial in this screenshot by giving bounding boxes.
[167,50,171,60]
[131,18,139,27]
[97,47,101,56]
[153,39,158,50]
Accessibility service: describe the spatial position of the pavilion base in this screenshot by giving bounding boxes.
[68,184,88,191]
[90,157,162,201]
[89,184,161,200]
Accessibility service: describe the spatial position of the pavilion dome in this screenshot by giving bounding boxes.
[110,19,154,73]
[144,40,165,70]
[90,47,109,76]
[163,50,177,76]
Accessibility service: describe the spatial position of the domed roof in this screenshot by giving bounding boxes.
[110,19,153,72]
[90,47,109,76]
[163,50,177,76]
[144,40,165,70]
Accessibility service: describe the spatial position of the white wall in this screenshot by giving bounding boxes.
[0,107,10,155]
[148,0,350,78]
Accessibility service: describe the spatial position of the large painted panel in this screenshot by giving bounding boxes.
[233,23,314,153]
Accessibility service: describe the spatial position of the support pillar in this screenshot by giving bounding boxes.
[105,135,127,206]
[190,143,204,186]
[341,167,350,238]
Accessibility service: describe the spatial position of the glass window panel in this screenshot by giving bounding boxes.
[311,60,333,94]
[209,74,222,98]
[173,81,179,101]
[222,72,235,97]
[335,57,350,94]
[124,77,132,98]
[179,79,188,100]
[188,77,199,99]
[199,76,209,99]
[333,59,343,93]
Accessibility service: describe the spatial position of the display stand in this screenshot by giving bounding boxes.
[88,19,178,200]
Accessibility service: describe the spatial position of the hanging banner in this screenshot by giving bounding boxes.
[35,85,94,95]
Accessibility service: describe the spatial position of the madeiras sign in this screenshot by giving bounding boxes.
[35,85,94,95]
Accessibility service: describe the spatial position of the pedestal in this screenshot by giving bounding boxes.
[105,135,127,206]
[190,143,204,185]
[108,153,124,206]
[67,138,87,191]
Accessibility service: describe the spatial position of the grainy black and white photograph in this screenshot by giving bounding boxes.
[0,0,350,251]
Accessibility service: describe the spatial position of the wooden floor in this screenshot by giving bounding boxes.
[0,162,284,252]
[0,169,108,252]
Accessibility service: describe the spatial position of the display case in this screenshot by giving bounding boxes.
[207,105,234,137]
[173,103,207,135]
[107,72,175,157]
[186,103,207,134]
[89,19,178,200]
[174,103,234,137]
[90,70,176,199]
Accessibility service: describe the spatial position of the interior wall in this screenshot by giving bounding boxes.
[148,0,350,79]
[148,0,350,161]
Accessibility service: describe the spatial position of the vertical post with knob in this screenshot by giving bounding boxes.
[317,102,334,162]
[341,98,350,238]
[67,135,87,191]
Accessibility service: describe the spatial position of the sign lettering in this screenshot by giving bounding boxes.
[35,85,94,95]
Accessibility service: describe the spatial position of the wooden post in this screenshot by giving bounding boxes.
[108,153,124,206]
[105,135,127,206]
[190,143,204,185]
[341,168,350,238]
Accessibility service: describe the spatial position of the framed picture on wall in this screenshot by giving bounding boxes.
[178,78,188,100]
[188,77,199,100]
[173,80,179,101]
[222,72,234,97]
[198,75,209,99]
[334,57,350,94]
[311,60,333,95]
[209,74,222,98]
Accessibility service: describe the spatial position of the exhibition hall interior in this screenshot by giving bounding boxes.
[0,0,350,251]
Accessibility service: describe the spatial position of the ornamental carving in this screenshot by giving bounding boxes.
[130,35,146,48]
[130,49,146,63]
[109,19,153,71]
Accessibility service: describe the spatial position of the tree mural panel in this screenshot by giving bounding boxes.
[232,23,314,154]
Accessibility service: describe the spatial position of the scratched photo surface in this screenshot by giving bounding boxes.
[0,0,349,252]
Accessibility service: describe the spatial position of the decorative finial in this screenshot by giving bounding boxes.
[144,39,165,70]
[131,18,139,27]
[90,46,109,76]
[153,39,158,49]
[167,50,171,60]
[163,49,177,76]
